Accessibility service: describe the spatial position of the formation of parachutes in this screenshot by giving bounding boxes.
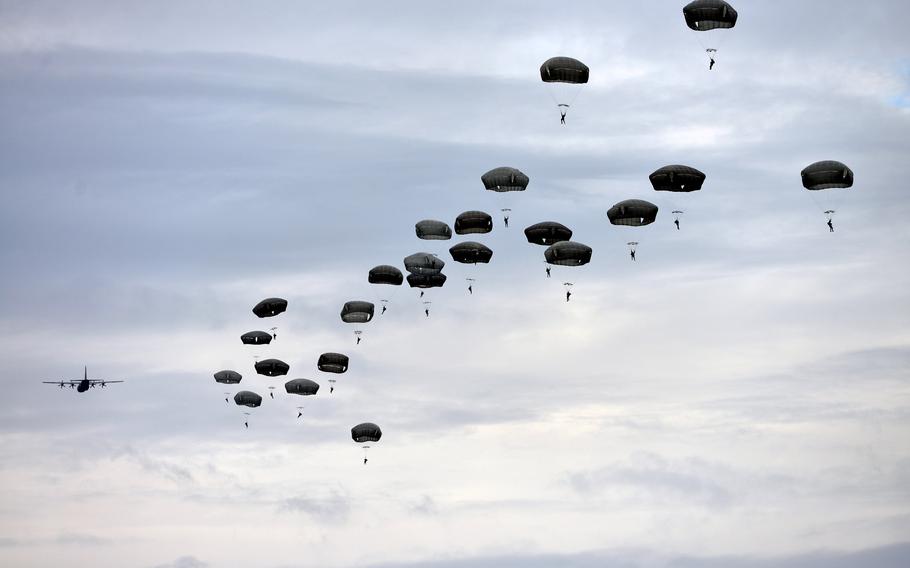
[210,1,856,464]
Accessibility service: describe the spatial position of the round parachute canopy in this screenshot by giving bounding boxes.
[317,352,349,373]
[449,241,493,264]
[255,358,290,377]
[481,167,530,193]
[539,57,589,84]
[368,265,404,286]
[607,199,659,226]
[801,160,854,190]
[340,301,375,324]
[285,378,319,396]
[415,219,453,240]
[683,0,738,31]
[234,391,262,408]
[545,241,593,266]
[352,422,382,443]
[240,330,273,345]
[454,211,493,235]
[214,370,242,384]
[407,273,447,289]
[649,165,706,192]
[252,297,287,318]
[524,221,573,245]
[404,252,445,275]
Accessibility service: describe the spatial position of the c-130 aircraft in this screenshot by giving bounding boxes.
[43,367,124,392]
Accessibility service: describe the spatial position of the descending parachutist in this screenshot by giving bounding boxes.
[828,218,834,232]
[560,111,566,125]
[709,57,715,70]
[381,305,387,315]
[675,218,680,230]
[630,249,636,262]
[566,290,572,302]
[545,266,551,278]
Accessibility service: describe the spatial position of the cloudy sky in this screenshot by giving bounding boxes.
[1,1,909,567]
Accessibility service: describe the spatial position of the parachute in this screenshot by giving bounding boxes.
[252,297,287,318]
[454,211,493,235]
[240,330,273,345]
[317,352,349,374]
[544,241,592,266]
[404,252,445,275]
[406,273,447,289]
[340,301,375,324]
[233,391,262,408]
[683,0,737,67]
[284,378,320,396]
[481,167,529,192]
[368,265,404,286]
[449,242,493,264]
[415,219,453,240]
[801,160,854,225]
[482,167,529,226]
[255,358,290,377]
[649,165,706,192]
[352,422,382,464]
[801,160,854,190]
[524,221,573,246]
[607,199,659,226]
[540,56,589,120]
[214,370,242,384]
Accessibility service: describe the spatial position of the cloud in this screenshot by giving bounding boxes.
[150,556,208,568]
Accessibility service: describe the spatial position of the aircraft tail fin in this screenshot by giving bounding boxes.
[84,366,87,381]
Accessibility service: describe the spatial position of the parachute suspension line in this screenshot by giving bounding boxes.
[362,445,371,464]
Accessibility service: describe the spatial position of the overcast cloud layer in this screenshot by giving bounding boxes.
[1,2,909,567]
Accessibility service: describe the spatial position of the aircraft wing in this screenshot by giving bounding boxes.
[88,380,124,384]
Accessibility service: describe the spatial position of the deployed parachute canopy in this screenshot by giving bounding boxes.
[544,241,593,266]
[352,422,383,443]
[540,56,589,84]
[454,211,493,235]
[368,265,404,286]
[214,370,242,384]
[285,378,320,396]
[404,252,445,275]
[252,298,287,318]
[240,330,273,345]
[524,221,573,245]
[481,167,529,193]
[649,165,706,192]
[683,0,738,31]
[801,160,854,190]
[340,301,375,324]
[234,391,262,408]
[449,241,493,264]
[317,352,349,373]
[255,358,290,377]
[415,219,453,240]
[608,199,659,226]
[406,273,447,289]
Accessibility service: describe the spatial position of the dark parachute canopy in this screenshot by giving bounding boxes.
[404,252,445,275]
[524,221,573,245]
[368,265,404,286]
[285,378,320,396]
[255,358,290,377]
[407,273,447,289]
[539,57,590,84]
[683,0,738,31]
[351,422,383,443]
[317,352,349,373]
[252,298,287,318]
[801,160,854,190]
[415,219,453,240]
[214,370,242,384]
[607,199,659,226]
[649,165,706,192]
[449,241,493,264]
[234,391,262,408]
[454,211,493,235]
[481,167,530,193]
[544,241,593,266]
[240,330,273,345]
[340,301,375,323]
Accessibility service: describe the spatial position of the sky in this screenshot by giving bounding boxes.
[0,1,909,567]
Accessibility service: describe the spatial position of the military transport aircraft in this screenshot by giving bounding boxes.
[43,367,124,392]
